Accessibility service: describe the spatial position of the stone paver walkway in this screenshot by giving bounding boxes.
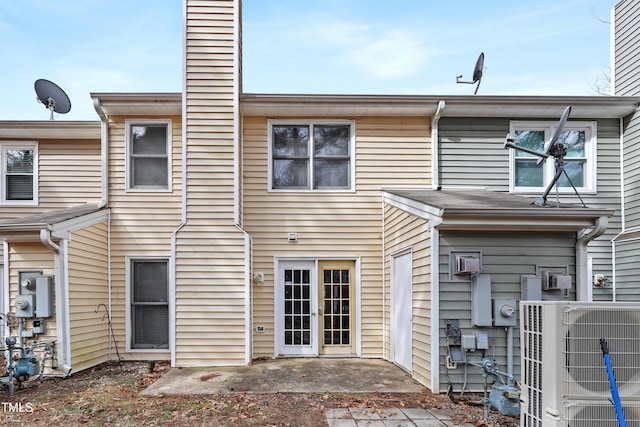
[325,407,476,427]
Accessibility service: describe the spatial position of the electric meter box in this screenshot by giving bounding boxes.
[35,276,54,318]
[493,297,517,327]
[15,295,34,318]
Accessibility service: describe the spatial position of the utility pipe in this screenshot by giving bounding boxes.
[506,327,513,381]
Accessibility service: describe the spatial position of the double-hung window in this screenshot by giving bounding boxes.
[128,258,169,350]
[270,121,354,191]
[126,120,171,191]
[509,121,596,194]
[1,143,37,204]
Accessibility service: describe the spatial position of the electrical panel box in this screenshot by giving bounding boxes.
[476,332,489,350]
[461,334,476,351]
[493,297,517,327]
[521,275,542,301]
[472,274,493,326]
[15,274,54,318]
[33,319,46,335]
[35,276,54,318]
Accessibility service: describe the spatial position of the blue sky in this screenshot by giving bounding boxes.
[0,0,614,121]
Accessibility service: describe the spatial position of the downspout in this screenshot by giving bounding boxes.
[611,116,625,302]
[381,199,387,360]
[430,225,440,392]
[431,101,445,189]
[92,97,109,210]
[40,228,72,376]
[92,97,114,362]
[576,216,608,301]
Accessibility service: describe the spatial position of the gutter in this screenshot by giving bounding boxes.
[431,100,445,189]
[40,229,72,376]
[92,96,115,365]
[576,216,608,301]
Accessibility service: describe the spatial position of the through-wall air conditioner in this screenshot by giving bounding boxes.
[520,301,640,426]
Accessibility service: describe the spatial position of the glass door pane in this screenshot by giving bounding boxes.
[278,261,316,356]
[319,261,355,355]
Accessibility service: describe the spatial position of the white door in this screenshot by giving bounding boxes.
[276,261,318,356]
[391,251,413,371]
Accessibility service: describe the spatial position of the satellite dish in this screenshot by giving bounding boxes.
[503,105,585,207]
[34,79,71,120]
[456,52,484,94]
[537,106,571,165]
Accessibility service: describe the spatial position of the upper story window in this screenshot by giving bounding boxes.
[269,121,355,191]
[126,120,171,191]
[508,121,597,194]
[1,142,37,205]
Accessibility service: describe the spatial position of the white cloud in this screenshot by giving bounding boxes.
[350,29,428,78]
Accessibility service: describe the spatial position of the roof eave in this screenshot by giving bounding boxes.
[90,92,182,117]
[240,94,640,119]
[0,121,101,139]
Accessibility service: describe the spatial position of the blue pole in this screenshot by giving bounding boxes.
[601,338,626,427]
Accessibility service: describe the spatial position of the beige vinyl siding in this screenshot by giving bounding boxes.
[244,115,431,358]
[0,139,101,220]
[107,115,182,361]
[0,138,101,262]
[67,221,109,371]
[439,117,623,301]
[383,205,431,388]
[437,231,576,393]
[7,242,56,343]
[613,0,640,96]
[176,0,248,366]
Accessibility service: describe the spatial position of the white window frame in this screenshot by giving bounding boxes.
[0,142,38,205]
[125,255,171,352]
[125,119,172,192]
[508,121,597,194]
[268,120,356,192]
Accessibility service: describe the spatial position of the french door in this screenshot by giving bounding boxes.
[276,261,317,356]
[276,260,355,356]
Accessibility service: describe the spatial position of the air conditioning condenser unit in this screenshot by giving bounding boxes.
[520,301,640,426]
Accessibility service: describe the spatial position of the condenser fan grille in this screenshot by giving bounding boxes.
[566,402,640,426]
[564,308,640,397]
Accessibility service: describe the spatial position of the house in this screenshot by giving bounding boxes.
[2,0,640,396]
[611,0,640,302]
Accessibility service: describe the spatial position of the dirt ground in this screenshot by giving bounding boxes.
[0,361,520,426]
